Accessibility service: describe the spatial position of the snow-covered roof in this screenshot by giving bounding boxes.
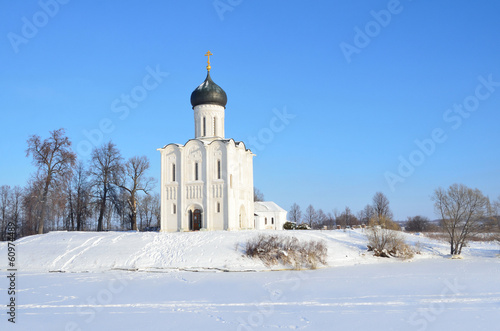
[254,201,286,213]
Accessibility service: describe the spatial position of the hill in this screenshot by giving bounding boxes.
[3,229,499,273]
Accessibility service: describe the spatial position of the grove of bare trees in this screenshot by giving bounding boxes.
[0,129,159,241]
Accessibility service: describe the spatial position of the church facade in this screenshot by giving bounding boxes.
[158,53,255,232]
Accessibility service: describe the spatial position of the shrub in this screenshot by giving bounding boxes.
[283,222,296,230]
[366,217,413,259]
[245,234,327,269]
[296,223,310,230]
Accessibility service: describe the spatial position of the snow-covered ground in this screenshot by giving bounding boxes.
[1,229,499,330]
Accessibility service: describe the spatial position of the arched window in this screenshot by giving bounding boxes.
[173,203,176,214]
[272,218,274,224]
[195,162,199,181]
[213,117,217,136]
[265,217,268,225]
[203,117,206,136]
[217,160,221,179]
[217,202,221,213]
[172,163,176,182]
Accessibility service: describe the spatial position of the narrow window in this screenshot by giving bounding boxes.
[195,162,199,181]
[217,202,220,213]
[173,204,176,214]
[172,164,176,182]
[217,160,221,179]
[203,117,206,136]
[272,217,274,225]
[265,217,268,225]
[213,117,217,136]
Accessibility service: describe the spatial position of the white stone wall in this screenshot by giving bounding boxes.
[158,139,254,232]
[193,104,225,139]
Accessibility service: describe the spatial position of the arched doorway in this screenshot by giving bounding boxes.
[187,205,203,231]
[193,209,202,231]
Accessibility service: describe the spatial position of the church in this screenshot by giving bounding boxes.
[158,52,260,232]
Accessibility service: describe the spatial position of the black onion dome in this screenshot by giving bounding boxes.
[190,71,227,108]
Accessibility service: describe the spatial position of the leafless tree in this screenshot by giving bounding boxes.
[324,212,335,229]
[10,186,23,239]
[67,162,92,231]
[372,192,393,220]
[432,183,491,255]
[152,193,161,228]
[254,188,264,202]
[336,206,359,228]
[21,178,43,236]
[405,215,430,232]
[0,185,11,241]
[316,209,327,229]
[118,156,155,231]
[358,204,375,225]
[304,204,316,228]
[289,203,302,224]
[88,141,123,232]
[138,193,160,230]
[26,128,76,234]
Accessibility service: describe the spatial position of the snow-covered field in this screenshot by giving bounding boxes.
[1,230,499,330]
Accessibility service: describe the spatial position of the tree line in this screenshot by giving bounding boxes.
[288,186,500,256]
[0,128,159,241]
[288,192,396,230]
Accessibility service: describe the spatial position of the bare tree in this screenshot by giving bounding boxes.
[68,162,92,231]
[289,203,302,224]
[88,141,123,232]
[138,193,160,230]
[358,204,374,225]
[316,209,327,229]
[372,192,393,220]
[118,156,155,231]
[0,185,11,241]
[254,188,264,202]
[26,128,76,234]
[10,186,23,240]
[304,204,316,228]
[336,206,358,229]
[494,195,500,216]
[21,178,43,236]
[405,215,430,232]
[152,193,161,228]
[432,184,491,255]
[325,212,335,229]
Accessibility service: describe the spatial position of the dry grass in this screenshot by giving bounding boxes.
[426,232,449,242]
[426,232,500,243]
[366,226,414,259]
[245,234,327,269]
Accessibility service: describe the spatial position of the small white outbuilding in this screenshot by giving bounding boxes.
[254,201,288,230]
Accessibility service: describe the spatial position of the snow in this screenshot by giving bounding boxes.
[1,229,499,330]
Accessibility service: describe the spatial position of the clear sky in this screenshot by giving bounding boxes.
[1,0,499,221]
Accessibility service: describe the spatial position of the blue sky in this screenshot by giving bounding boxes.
[1,0,499,221]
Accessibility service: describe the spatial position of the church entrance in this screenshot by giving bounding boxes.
[193,209,202,231]
[189,209,202,231]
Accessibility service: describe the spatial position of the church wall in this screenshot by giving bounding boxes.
[181,140,207,231]
[208,141,226,230]
[193,104,225,139]
[224,141,254,230]
[160,145,182,232]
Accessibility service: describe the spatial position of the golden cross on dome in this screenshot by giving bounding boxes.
[205,50,213,71]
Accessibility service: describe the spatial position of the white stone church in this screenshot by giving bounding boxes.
[158,52,287,232]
